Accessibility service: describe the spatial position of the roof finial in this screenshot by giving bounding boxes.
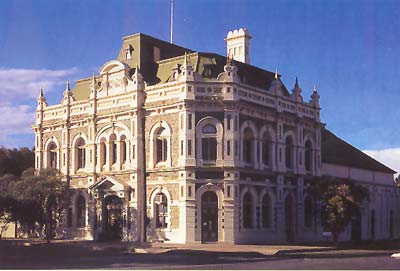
[134,65,139,76]
[313,83,317,92]
[226,54,232,66]
[39,87,44,97]
[295,77,299,88]
[65,80,71,92]
[274,68,278,80]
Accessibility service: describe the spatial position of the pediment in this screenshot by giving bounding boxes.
[99,60,130,75]
[89,176,125,192]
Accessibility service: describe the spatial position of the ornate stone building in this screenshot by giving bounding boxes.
[32,28,400,244]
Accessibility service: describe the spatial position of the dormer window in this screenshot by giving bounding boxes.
[153,46,160,62]
[125,45,133,60]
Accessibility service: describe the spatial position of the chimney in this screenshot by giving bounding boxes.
[225,28,251,64]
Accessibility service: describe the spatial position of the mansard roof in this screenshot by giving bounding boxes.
[72,32,289,100]
[321,129,396,174]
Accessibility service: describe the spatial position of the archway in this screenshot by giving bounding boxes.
[201,191,218,242]
[285,194,295,243]
[103,195,124,240]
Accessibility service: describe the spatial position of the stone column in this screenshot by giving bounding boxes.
[296,176,304,242]
[275,175,285,241]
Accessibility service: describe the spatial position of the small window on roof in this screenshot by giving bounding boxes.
[153,46,160,62]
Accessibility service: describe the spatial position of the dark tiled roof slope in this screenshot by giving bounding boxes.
[72,33,290,100]
[321,129,395,174]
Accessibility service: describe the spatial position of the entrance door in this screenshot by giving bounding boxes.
[285,195,295,243]
[103,195,123,240]
[201,191,218,242]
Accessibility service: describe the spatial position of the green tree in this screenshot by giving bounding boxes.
[0,147,34,177]
[0,174,18,239]
[309,176,369,243]
[9,168,70,241]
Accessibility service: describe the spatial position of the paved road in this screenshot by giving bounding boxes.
[1,241,399,269]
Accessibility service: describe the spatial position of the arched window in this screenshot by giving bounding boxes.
[201,124,217,162]
[120,135,127,164]
[243,192,253,228]
[262,132,271,166]
[243,128,254,163]
[154,193,168,228]
[100,138,107,167]
[48,142,58,169]
[110,134,117,165]
[285,137,293,169]
[262,193,272,228]
[76,195,86,227]
[155,128,168,163]
[76,138,86,170]
[305,140,312,171]
[304,196,313,228]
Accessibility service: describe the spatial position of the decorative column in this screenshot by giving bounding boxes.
[275,175,285,240]
[296,176,304,242]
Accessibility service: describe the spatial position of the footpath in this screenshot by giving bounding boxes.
[1,238,399,259]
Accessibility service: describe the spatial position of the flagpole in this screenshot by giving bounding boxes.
[170,0,174,44]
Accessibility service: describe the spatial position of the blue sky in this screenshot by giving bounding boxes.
[0,0,399,171]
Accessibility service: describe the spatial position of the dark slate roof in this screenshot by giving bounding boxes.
[72,33,290,100]
[321,129,396,174]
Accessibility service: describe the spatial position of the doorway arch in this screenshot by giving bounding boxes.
[285,194,295,243]
[201,191,219,242]
[103,195,124,240]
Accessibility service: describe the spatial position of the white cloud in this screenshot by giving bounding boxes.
[0,67,79,147]
[0,67,78,104]
[363,148,400,175]
[0,104,35,147]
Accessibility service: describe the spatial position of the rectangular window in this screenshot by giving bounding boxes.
[156,139,167,162]
[202,138,217,161]
[188,186,192,197]
[234,116,238,131]
[132,145,136,159]
[227,140,231,156]
[188,113,192,129]
[63,153,66,166]
[227,186,231,198]
[188,140,192,156]
[181,186,184,197]
[153,46,160,61]
[181,140,184,156]
[181,114,184,130]
[235,141,238,157]
[227,115,231,130]
[112,142,117,164]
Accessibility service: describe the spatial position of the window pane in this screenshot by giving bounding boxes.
[243,193,252,228]
[202,124,217,134]
[202,138,209,160]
